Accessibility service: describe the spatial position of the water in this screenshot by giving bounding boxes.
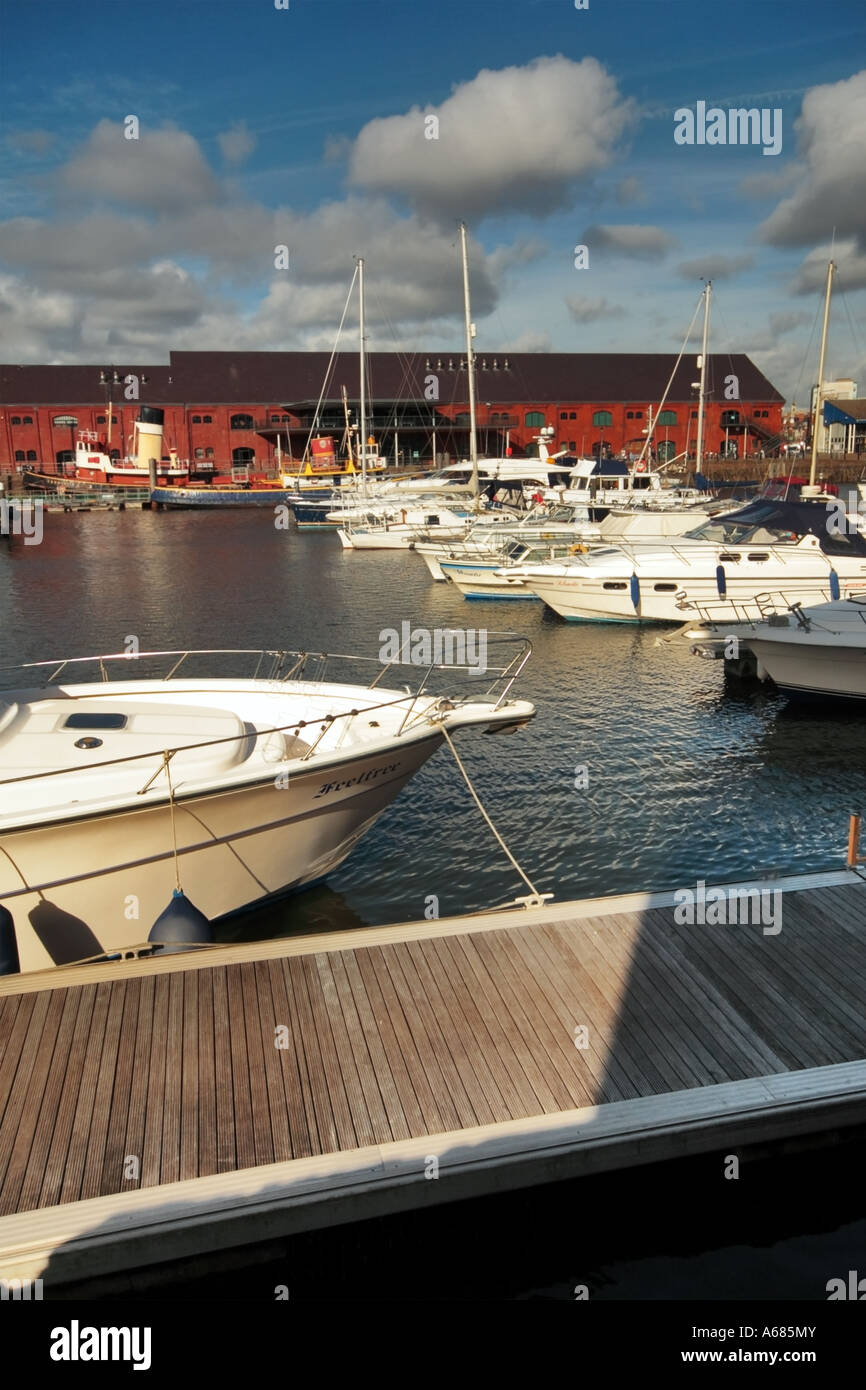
[4,509,866,1302]
[2,508,864,945]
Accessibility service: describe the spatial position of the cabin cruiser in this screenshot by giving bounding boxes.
[682,596,866,701]
[547,458,709,515]
[0,644,534,973]
[507,496,866,623]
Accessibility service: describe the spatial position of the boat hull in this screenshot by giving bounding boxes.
[746,637,866,701]
[1,737,442,972]
[440,561,537,599]
[152,486,293,508]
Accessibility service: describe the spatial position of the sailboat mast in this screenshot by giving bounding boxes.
[459,222,479,496]
[358,256,367,493]
[694,281,711,474]
[809,258,836,489]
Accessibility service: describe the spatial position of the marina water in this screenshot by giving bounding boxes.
[3,509,865,1298]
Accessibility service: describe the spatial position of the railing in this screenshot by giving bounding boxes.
[0,640,532,795]
[674,588,842,625]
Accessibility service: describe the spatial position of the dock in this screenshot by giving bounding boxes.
[2,865,866,1292]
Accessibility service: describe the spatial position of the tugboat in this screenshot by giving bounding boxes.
[24,407,190,491]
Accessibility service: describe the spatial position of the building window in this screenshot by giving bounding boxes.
[205,447,214,458]
[691,409,698,419]
[525,411,546,427]
[97,415,106,424]
[569,441,576,452]
[203,414,212,423]
[14,450,24,461]
[560,411,568,420]
[23,416,33,425]
[26,450,36,461]
[593,410,613,428]
[281,414,290,421]
[626,411,634,420]
[455,412,471,426]
[232,447,255,464]
[195,448,204,459]
[11,417,21,425]
[110,449,120,460]
[231,414,253,430]
[270,414,281,423]
[721,410,741,427]
[634,410,643,419]
[192,415,202,424]
[657,410,677,425]
[53,415,78,427]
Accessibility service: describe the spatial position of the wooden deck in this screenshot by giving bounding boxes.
[2,866,866,1286]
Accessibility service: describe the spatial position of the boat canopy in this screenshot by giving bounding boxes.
[684,497,866,553]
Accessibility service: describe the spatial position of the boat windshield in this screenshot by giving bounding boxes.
[682,498,866,551]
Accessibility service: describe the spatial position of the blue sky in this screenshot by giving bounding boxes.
[1,0,865,402]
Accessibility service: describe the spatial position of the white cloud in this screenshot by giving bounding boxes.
[347,56,636,221]
[58,120,222,212]
[217,122,257,165]
[583,224,678,259]
[676,252,754,281]
[791,239,866,293]
[759,69,866,250]
[566,295,624,322]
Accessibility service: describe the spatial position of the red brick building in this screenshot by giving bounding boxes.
[0,350,783,475]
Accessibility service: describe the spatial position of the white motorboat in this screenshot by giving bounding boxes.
[508,496,866,623]
[0,644,534,973]
[683,596,866,701]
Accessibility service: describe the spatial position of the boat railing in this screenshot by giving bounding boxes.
[674,588,839,626]
[0,638,532,785]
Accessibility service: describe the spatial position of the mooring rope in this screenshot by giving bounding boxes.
[439,723,551,908]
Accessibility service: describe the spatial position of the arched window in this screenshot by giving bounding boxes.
[230,413,253,430]
[203,414,212,423]
[560,411,568,420]
[97,415,106,424]
[11,417,21,426]
[592,410,612,428]
[14,450,24,461]
[525,411,545,427]
[26,450,36,461]
[270,414,281,423]
[626,411,634,420]
[205,447,214,458]
[192,415,202,424]
[281,414,290,421]
[195,448,204,459]
[232,447,255,464]
[569,411,576,420]
[23,416,33,425]
[657,410,677,426]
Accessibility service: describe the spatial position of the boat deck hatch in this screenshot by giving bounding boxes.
[63,713,128,730]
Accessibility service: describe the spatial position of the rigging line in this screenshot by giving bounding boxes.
[162,751,182,894]
[788,294,823,417]
[439,724,543,900]
[300,264,360,466]
[634,290,704,470]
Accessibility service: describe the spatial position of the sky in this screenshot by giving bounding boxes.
[0,0,864,405]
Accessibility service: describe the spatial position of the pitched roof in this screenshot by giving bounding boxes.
[0,351,783,406]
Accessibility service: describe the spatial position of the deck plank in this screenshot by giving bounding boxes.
[2,875,866,1223]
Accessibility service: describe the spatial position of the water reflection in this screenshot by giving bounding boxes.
[2,511,864,945]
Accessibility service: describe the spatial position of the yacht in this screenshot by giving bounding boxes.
[508,495,866,623]
[0,644,534,973]
[683,596,866,701]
